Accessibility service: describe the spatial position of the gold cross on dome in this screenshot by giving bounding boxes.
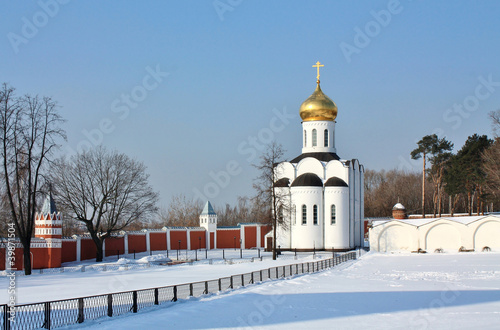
[312,61,324,82]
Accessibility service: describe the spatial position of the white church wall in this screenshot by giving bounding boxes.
[296,158,325,179]
[290,187,323,249]
[324,187,350,249]
[424,223,462,252]
[473,219,500,249]
[325,160,349,182]
[275,162,295,181]
[360,165,365,244]
[352,160,361,247]
[301,121,336,153]
[348,166,355,248]
[369,213,500,253]
[377,223,415,252]
[275,187,292,249]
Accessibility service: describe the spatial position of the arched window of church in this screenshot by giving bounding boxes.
[278,206,284,222]
[302,205,307,225]
[313,205,318,225]
[331,205,336,224]
[324,129,328,147]
[304,130,307,147]
[312,129,317,147]
[292,204,296,225]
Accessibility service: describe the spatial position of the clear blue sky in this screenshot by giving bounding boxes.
[2,1,500,209]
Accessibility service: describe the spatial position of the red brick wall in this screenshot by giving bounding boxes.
[244,226,257,249]
[150,232,167,251]
[261,226,271,247]
[128,234,146,253]
[31,248,49,269]
[61,240,77,263]
[169,231,187,250]
[105,237,125,256]
[190,231,206,250]
[81,238,97,261]
[216,229,240,249]
[210,232,214,249]
[0,248,4,270]
[47,246,61,268]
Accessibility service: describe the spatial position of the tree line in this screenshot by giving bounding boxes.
[366,110,500,218]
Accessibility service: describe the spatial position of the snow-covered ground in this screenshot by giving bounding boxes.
[1,250,332,304]
[68,252,500,329]
[3,251,500,329]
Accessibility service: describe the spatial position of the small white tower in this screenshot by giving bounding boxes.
[199,201,217,232]
[35,192,63,239]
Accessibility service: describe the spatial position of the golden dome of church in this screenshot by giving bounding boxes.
[299,61,338,122]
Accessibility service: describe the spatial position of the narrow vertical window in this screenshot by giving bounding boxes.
[331,205,336,224]
[313,205,318,225]
[278,206,283,222]
[312,129,317,147]
[304,130,307,147]
[302,205,307,225]
[324,129,328,147]
[292,204,296,225]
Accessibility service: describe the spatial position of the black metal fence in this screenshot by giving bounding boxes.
[1,251,357,330]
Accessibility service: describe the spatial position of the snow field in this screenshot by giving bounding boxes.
[69,252,500,329]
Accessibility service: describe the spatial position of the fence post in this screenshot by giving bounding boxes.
[189,283,193,296]
[268,268,271,279]
[251,272,254,284]
[154,288,159,305]
[3,305,10,330]
[260,269,263,282]
[205,249,208,259]
[204,281,208,294]
[223,250,225,260]
[132,291,138,313]
[241,274,245,286]
[282,266,285,277]
[230,276,233,289]
[172,286,178,302]
[195,249,198,261]
[258,248,261,258]
[77,298,84,323]
[275,267,278,278]
[218,278,222,292]
[133,250,136,259]
[290,265,292,276]
[43,302,51,329]
[107,294,113,317]
[307,263,310,273]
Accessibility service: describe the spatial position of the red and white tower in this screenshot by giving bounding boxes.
[35,192,63,239]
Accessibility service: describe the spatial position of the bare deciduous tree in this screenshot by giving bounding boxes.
[1,84,65,274]
[253,141,288,260]
[51,146,158,262]
[159,194,203,227]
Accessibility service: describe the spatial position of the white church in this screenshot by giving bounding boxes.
[267,62,364,251]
